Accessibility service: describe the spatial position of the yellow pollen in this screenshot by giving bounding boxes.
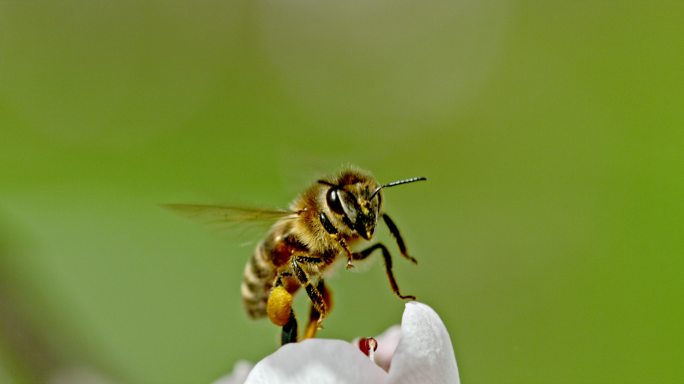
[267,286,293,326]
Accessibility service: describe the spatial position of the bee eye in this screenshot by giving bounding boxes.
[326,188,345,215]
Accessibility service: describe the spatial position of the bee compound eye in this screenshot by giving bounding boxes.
[326,188,345,215]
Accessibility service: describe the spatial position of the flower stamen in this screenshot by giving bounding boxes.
[358,337,378,364]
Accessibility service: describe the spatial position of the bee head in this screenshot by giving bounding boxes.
[324,182,380,240]
[321,169,426,240]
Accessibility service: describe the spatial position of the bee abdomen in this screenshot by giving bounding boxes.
[241,242,275,319]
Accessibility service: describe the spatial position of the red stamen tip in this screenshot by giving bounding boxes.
[358,337,378,357]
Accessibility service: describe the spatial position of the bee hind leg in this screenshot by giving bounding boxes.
[353,243,416,300]
[267,273,298,345]
[281,311,298,345]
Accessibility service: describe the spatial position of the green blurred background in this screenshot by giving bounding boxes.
[1,0,682,383]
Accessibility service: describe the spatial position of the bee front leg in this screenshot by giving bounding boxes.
[319,212,355,268]
[353,243,416,300]
[291,256,328,335]
[382,213,418,264]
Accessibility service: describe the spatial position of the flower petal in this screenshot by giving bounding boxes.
[213,360,253,384]
[244,339,388,384]
[387,302,460,384]
[373,325,401,372]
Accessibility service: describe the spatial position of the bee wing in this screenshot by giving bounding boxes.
[163,204,298,226]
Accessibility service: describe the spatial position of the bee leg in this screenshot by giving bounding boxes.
[382,213,418,264]
[319,212,355,268]
[291,256,328,330]
[353,243,416,300]
[304,280,333,339]
[281,311,298,345]
[267,273,299,345]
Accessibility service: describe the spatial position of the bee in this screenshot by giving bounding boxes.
[165,167,426,344]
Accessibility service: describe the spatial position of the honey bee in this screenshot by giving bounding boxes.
[165,167,426,344]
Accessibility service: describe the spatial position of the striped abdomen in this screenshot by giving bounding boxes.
[241,222,310,319]
[241,239,277,319]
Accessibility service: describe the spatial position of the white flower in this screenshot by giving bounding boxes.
[214,361,254,384]
[215,302,460,384]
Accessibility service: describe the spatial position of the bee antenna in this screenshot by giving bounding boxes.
[370,176,427,200]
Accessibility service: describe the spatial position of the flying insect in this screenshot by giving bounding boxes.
[165,167,426,344]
